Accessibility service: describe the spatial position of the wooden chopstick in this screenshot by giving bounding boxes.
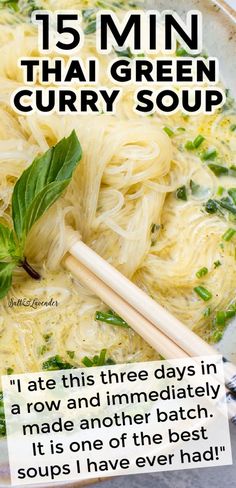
[64,254,187,360]
[68,239,236,395]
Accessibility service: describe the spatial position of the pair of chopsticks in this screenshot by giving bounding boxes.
[63,238,236,423]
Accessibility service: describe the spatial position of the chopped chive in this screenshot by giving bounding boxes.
[82,349,115,367]
[6,368,14,375]
[193,134,205,148]
[205,199,218,214]
[98,348,107,366]
[225,310,236,319]
[176,185,187,201]
[215,311,226,326]
[163,126,174,137]
[230,124,236,132]
[228,188,236,204]
[194,286,212,301]
[214,260,221,268]
[82,356,94,367]
[95,310,129,328]
[215,309,236,326]
[204,307,211,317]
[201,148,218,161]
[219,199,236,214]
[84,20,97,34]
[177,127,186,132]
[208,163,228,176]
[176,47,189,56]
[222,228,236,241]
[196,267,208,278]
[114,47,133,58]
[185,140,194,150]
[212,330,223,343]
[217,186,224,196]
[82,8,96,20]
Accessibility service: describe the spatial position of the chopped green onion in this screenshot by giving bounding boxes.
[42,355,74,371]
[201,148,218,161]
[196,267,208,278]
[176,47,189,56]
[84,20,97,34]
[217,186,224,196]
[177,127,186,132]
[176,186,187,201]
[82,356,94,367]
[194,286,212,301]
[185,140,194,150]
[214,260,221,268]
[211,330,223,343]
[228,188,236,205]
[193,134,205,148]
[6,368,14,375]
[208,163,228,176]
[95,310,129,328]
[222,228,236,241]
[230,124,236,132]
[82,349,115,367]
[114,47,133,58]
[219,198,236,214]
[163,126,174,137]
[204,307,211,317]
[215,309,236,327]
[82,8,96,20]
[205,199,218,214]
[215,311,226,326]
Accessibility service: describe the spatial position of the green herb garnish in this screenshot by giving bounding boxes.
[84,20,97,34]
[228,188,236,205]
[6,367,14,375]
[201,148,218,161]
[214,260,221,268]
[222,228,236,241]
[204,306,211,317]
[230,124,236,132]
[42,355,75,371]
[185,141,194,150]
[196,267,208,278]
[163,127,174,137]
[0,392,6,437]
[0,131,82,299]
[95,310,129,328]
[82,349,116,367]
[193,134,205,148]
[217,186,224,196]
[0,0,19,11]
[208,163,228,176]
[114,47,133,58]
[176,186,187,201]
[194,286,212,301]
[205,199,219,214]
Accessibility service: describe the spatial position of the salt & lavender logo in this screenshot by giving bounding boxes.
[8,297,59,309]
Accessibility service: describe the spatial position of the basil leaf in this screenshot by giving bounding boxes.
[0,262,15,299]
[0,224,16,261]
[12,130,82,248]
